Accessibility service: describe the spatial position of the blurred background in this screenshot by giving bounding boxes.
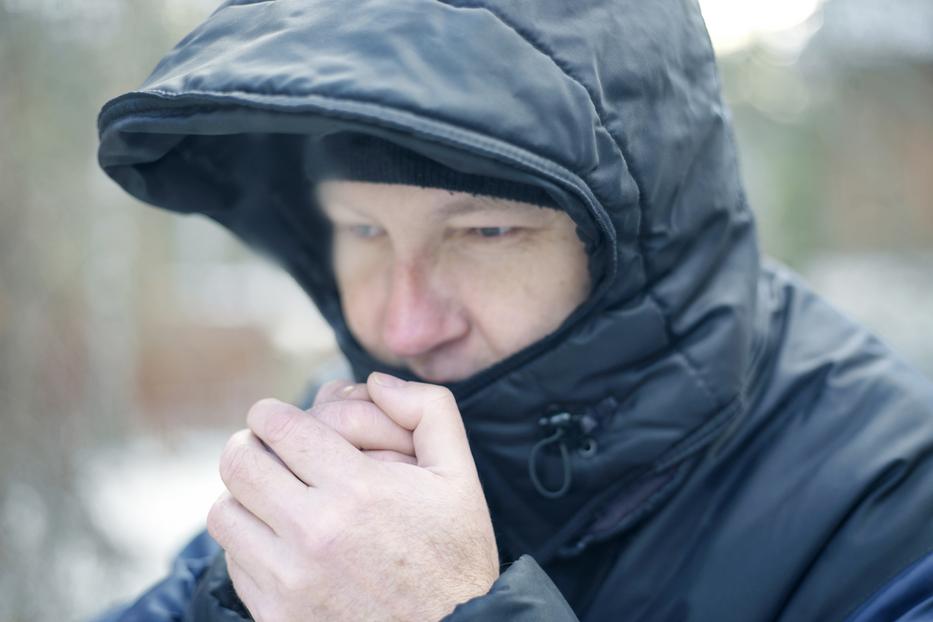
[0,0,931,619]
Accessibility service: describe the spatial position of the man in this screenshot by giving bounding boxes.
[95,0,933,620]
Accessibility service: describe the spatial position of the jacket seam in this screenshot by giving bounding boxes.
[430,0,629,168]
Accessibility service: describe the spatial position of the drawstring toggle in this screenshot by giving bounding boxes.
[528,410,598,499]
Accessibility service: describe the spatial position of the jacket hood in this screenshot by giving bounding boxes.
[98,0,761,562]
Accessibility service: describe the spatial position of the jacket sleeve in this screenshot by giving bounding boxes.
[843,552,933,622]
[89,530,220,622]
[443,555,579,621]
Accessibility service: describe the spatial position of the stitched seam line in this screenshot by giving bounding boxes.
[431,0,627,166]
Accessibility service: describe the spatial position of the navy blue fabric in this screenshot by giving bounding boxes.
[447,555,579,620]
[92,531,219,622]
[95,0,933,620]
[845,551,933,622]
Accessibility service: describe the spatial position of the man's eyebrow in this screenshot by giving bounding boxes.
[437,194,532,217]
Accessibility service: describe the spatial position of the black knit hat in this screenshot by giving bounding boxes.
[304,132,559,209]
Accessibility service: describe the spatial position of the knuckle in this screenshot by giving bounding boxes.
[315,400,365,442]
[219,436,257,485]
[339,405,369,441]
[360,402,385,430]
[308,399,340,427]
[424,385,457,411]
[277,507,307,537]
[273,562,309,594]
[223,429,252,453]
[276,493,312,533]
[249,399,299,443]
[300,508,340,556]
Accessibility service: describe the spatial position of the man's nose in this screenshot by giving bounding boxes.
[381,262,468,358]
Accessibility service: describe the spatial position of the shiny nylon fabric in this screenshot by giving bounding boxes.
[96,1,933,620]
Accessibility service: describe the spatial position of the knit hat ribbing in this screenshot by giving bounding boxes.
[304,132,560,209]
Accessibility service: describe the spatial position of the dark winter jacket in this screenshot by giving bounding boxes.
[95,0,933,620]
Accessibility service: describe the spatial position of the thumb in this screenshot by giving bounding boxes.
[366,372,472,473]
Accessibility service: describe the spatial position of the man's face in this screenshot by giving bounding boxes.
[315,181,591,383]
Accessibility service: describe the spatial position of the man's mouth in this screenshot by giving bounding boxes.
[405,357,476,385]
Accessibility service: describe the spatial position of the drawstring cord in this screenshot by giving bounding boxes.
[527,399,613,499]
[528,424,573,499]
[529,411,598,499]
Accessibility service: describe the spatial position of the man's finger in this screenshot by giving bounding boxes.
[218,429,308,533]
[247,398,370,488]
[226,552,264,616]
[207,492,283,571]
[365,373,473,473]
[363,449,418,464]
[311,399,415,456]
[312,379,370,407]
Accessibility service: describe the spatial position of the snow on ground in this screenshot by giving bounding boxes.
[76,431,228,618]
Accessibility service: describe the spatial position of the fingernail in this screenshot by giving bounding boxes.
[339,384,356,397]
[371,372,405,388]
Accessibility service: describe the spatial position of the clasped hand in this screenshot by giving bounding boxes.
[207,372,500,621]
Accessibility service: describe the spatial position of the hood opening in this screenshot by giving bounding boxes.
[99,100,622,397]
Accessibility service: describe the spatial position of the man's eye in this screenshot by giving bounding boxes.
[469,226,516,239]
[346,224,385,239]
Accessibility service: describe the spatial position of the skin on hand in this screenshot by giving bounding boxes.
[309,379,416,465]
[208,372,500,622]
